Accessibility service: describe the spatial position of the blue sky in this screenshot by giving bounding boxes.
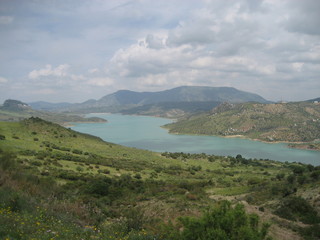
[0,0,319,103]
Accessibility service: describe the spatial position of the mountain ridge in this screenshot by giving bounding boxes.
[36,86,269,113]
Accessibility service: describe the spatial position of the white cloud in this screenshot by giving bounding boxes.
[0,77,8,83]
[88,77,114,87]
[29,64,70,79]
[30,88,56,95]
[88,68,100,74]
[0,16,13,24]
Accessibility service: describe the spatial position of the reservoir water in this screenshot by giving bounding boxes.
[71,113,320,165]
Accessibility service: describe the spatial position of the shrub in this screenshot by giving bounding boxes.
[0,149,17,171]
[179,201,270,240]
[276,173,285,180]
[72,149,83,155]
[0,134,5,140]
[274,196,320,224]
[134,173,142,179]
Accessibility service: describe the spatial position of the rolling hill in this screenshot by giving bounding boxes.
[165,101,320,149]
[1,117,320,239]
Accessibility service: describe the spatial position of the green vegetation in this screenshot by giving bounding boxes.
[178,201,270,240]
[165,102,320,150]
[120,101,221,118]
[1,117,320,239]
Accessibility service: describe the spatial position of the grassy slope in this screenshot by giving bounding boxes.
[0,117,320,239]
[165,102,320,149]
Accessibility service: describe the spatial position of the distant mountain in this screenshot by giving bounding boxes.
[306,97,320,102]
[120,101,222,118]
[2,99,31,111]
[0,99,106,125]
[60,86,269,113]
[29,101,73,111]
[98,86,268,105]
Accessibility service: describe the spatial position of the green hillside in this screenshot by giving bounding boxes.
[165,102,320,150]
[0,99,106,125]
[120,101,221,118]
[0,118,320,239]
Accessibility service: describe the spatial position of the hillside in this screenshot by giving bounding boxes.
[165,102,320,150]
[0,117,320,239]
[29,101,73,111]
[120,101,221,118]
[51,86,269,113]
[0,99,106,125]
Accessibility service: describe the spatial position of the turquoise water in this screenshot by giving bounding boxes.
[71,113,320,165]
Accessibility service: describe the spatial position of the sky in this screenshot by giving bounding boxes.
[0,0,319,103]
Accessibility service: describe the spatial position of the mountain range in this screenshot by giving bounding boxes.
[29,86,269,114]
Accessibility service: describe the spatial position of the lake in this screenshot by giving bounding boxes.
[71,113,320,165]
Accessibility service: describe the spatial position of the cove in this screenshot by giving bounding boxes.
[71,113,320,166]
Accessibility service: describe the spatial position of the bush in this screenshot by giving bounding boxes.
[0,134,5,140]
[134,173,142,179]
[0,149,17,171]
[179,201,270,240]
[72,149,83,155]
[274,196,320,224]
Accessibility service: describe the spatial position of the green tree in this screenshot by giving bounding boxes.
[179,201,270,240]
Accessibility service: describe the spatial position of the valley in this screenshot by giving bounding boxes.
[0,117,320,239]
[1,86,320,239]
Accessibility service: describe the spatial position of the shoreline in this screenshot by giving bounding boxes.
[163,127,320,151]
[73,112,320,152]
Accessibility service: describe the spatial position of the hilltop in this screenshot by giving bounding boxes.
[0,99,106,125]
[165,101,320,150]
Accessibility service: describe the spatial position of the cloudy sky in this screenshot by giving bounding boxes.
[0,0,319,103]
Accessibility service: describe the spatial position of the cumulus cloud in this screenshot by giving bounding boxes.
[102,0,320,101]
[1,0,320,102]
[29,64,70,79]
[88,77,114,87]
